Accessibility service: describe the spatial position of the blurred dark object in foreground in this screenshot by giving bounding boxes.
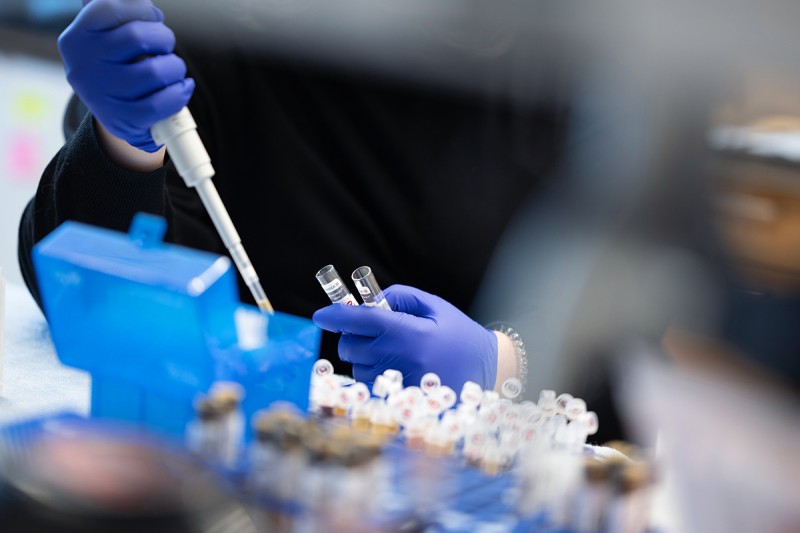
[0,418,255,533]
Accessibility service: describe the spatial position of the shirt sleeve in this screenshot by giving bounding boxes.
[18,109,169,309]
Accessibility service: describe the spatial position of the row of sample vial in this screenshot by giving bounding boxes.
[247,406,390,533]
[309,361,601,478]
[185,371,654,532]
[308,365,658,533]
[315,265,392,310]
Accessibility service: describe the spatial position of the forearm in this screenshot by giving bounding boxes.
[18,112,169,309]
[94,119,166,172]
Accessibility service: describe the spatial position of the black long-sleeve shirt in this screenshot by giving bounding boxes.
[18,46,567,373]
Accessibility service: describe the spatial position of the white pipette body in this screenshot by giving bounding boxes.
[151,107,273,313]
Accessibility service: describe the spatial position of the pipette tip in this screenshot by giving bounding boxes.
[256,298,275,314]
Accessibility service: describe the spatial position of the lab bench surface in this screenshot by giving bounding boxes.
[0,283,89,424]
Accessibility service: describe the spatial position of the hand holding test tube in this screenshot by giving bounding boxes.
[313,284,499,391]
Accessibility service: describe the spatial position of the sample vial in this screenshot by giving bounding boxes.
[351,401,373,432]
[460,381,483,407]
[382,369,403,385]
[420,373,441,395]
[209,381,245,467]
[351,266,391,310]
[187,396,225,462]
[316,265,359,306]
[312,359,335,379]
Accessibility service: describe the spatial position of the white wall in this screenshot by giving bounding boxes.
[0,52,72,286]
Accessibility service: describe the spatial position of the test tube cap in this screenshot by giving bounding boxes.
[565,398,587,420]
[312,359,334,379]
[383,369,403,385]
[556,393,574,415]
[501,378,523,400]
[435,386,457,410]
[420,373,441,394]
[460,381,483,406]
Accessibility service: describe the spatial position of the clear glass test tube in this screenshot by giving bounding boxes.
[316,264,359,305]
[351,266,391,310]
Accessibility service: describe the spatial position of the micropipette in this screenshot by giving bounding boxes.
[151,108,274,313]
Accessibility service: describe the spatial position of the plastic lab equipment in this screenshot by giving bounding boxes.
[33,213,320,437]
[351,266,391,310]
[152,108,274,313]
[315,264,358,305]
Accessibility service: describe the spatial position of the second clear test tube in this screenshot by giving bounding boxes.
[352,266,391,310]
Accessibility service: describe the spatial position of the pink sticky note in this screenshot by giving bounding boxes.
[8,131,40,183]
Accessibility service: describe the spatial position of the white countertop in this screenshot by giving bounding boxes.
[0,282,89,424]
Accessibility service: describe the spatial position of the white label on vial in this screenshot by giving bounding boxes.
[321,278,342,293]
[357,285,371,296]
[336,294,359,306]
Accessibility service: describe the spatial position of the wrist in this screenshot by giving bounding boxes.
[488,324,528,396]
[94,118,166,172]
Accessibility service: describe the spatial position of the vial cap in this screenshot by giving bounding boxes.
[440,411,463,438]
[425,395,445,416]
[383,369,403,384]
[313,359,334,378]
[501,378,522,400]
[565,398,587,420]
[403,386,424,406]
[336,386,354,408]
[539,390,556,403]
[521,424,538,444]
[556,393,573,415]
[420,373,441,394]
[372,375,390,398]
[386,380,403,397]
[460,381,483,406]
[465,428,488,449]
[580,411,599,435]
[392,403,419,426]
[437,386,457,410]
[350,383,370,405]
[480,390,500,408]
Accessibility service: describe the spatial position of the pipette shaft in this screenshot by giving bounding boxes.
[151,107,274,313]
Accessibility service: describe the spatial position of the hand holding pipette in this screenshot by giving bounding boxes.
[61,0,273,311]
[151,109,274,312]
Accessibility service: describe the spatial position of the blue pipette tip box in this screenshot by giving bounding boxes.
[33,213,320,438]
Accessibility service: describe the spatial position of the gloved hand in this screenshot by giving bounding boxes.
[312,284,498,391]
[58,0,194,152]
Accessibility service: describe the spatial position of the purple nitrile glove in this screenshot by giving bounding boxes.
[58,0,194,152]
[312,284,498,391]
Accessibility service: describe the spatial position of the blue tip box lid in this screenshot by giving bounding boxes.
[31,214,240,399]
[34,216,232,296]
